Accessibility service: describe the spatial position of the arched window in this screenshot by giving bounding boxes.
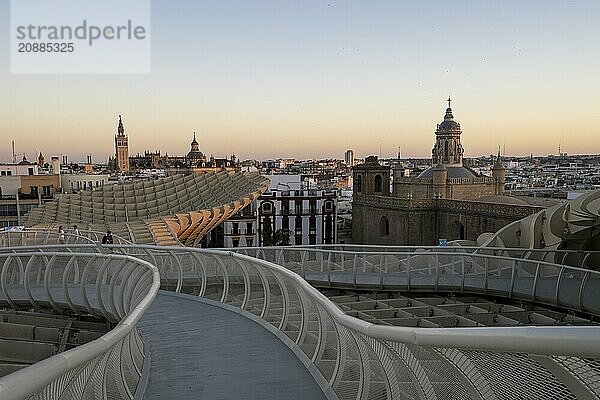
[261,202,273,214]
[380,216,389,237]
[356,174,362,193]
[374,174,383,192]
[452,220,465,240]
[444,140,449,161]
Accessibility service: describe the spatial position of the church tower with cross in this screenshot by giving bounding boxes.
[352,97,521,246]
[431,97,464,166]
[115,115,130,173]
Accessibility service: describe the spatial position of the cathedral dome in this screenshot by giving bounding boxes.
[436,107,461,132]
[418,166,475,179]
[187,132,205,161]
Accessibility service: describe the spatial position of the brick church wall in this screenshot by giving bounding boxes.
[352,194,542,246]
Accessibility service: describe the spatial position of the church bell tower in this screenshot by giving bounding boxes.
[115,115,130,173]
[431,97,464,166]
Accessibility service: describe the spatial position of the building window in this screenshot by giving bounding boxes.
[356,174,362,193]
[374,174,383,193]
[380,216,389,237]
[232,223,239,235]
[324,200,333,213]
[28,167,34,175]
[324,216,334,244]
[261,202,272,213]
[282,216,289,231]
[444,140,449,161]
[295,201,302,215]
[232,238,239,247]
[0,204,17,216]
[246,222,253,234]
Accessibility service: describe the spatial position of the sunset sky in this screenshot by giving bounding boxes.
[1,0,599,163]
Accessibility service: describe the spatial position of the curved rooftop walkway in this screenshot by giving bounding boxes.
[2,246,600,400]
[0,286,329,400]
[138,291,329,400]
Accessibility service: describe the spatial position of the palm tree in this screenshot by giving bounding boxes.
[262,225,291,246]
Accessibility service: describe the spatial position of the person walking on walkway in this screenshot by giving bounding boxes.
[58,225,65,244]
[101,230,114,245]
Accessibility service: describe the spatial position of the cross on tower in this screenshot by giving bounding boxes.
[447,96,452,108]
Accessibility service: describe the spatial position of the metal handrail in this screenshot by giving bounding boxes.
[25,227,133,244]
[112,245,600,399]
[222,250,600,357]
[11,244,598,355]
[0,228,132,246]
[0,250,160,400]
[230,244,600,269]
[1,244,599,399]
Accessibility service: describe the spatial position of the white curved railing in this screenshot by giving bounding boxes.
[235,244,600,269]
[234,247,600,316]
[0,228,132,247]
[0,250,160,400]
[11,244,598,400]
[129,247,600,400]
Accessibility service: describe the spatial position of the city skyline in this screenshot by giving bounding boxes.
[1,1,600,161]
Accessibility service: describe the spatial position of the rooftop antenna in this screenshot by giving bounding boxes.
[11,140,15,164]
[503,139,506,157]
[379,144,382,158]
[558,139,561,156]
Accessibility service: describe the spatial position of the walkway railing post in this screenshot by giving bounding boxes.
[300,249,306,277]
[380,254,384,289]
[532,262,541,301]
[582,252,591,269]
[460,254,465,293]
[352,254,357,288]
[579,271,590,313]
[555,266,565,307]
[434,254,439,291]
[484,256,489,294]
[509,259,517,299]
[327,251,332,287]
[407,254,411,291]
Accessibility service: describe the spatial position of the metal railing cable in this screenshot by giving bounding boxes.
[1,244,600,399]
[0,250,160,400]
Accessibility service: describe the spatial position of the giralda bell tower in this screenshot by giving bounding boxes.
[115,115,130,173]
